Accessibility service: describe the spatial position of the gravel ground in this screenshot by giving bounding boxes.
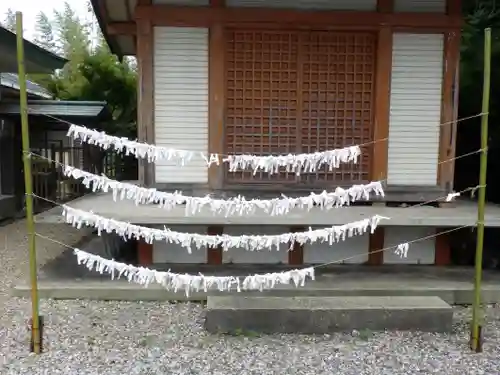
[1,220,500,374]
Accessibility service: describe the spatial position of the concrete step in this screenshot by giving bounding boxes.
[12,280,500,305]
[204,296,453,334]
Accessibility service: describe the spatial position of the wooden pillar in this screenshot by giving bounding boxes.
[207,226,223,264]
[136,6,155,187]
[288,227,305,265]
[136,0,155,264]
[368,227,385,265]
[371,0,393,182]
[137,240,153,265]
[435,228,451,265]
[367,0,392,265]
[438,0,461,191]
[208,0,225,189]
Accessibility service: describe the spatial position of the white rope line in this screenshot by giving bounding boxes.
[27,109,488,176]
[32,193,389,252]
[33,220,477,296]
[32,185,481,255]
[21,108,489,294]
[29,180,484,295]
[29,108,488,158]
[26,148,485,217]
[29,152,385,216]
[34,233,315,296]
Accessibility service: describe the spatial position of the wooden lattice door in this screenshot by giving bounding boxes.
[225,29,376,186]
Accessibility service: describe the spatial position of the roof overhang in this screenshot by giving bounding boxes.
[91,0,138,56]
[0,100,111,123]
[92,0,463,57]
[0,73,52,99]
[0,27,67,73]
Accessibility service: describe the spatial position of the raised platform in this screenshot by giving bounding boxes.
[12,266,500,304]
[34,192,500,227]
[204,296,453,333]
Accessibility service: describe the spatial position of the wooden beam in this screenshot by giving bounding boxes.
[135,5,462,29]
[107,22,136,35]
[435,228,451,265]
[438,29,460,190]
[437,0,461,190]
[368,227,385,265]
[377,0,394,12]
[208,22,225,189]
[371,25,393,181]
[137,240,153,265]
[136,16,155,187]
[446,0,461,16]
[288,227,305,266]
[207,226,223,264]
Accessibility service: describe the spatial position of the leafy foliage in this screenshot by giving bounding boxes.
[50,52,137,137]
[460,0,500,120]
[2,1,137,138]
[2,8,16,33]
[456,0,500,200]
[34,12,57,52]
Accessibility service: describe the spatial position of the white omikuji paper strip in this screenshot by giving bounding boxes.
[74,249,315,296]
[394,243,410,258]
[62,205,389,252]
[67,124,362,175]
[63,166,385,217]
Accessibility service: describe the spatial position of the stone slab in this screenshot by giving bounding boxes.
[11,280,500,305]
[204,296,453,334]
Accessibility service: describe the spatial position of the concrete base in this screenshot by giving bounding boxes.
[204,296,453,334]
[13,265,500,304]
[11,278,500,305]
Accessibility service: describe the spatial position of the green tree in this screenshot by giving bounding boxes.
[2,8,16,32]
[456,0,500,200]
[46,2,137,137]
[34,12,57,53]
[49,53,137,137]
[53,1,91,58]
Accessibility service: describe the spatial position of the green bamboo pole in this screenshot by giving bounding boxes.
[470,27,491,352]
[16,12,41,354]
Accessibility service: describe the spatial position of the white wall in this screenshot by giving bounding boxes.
[152,225,438,265]
[153,225,369,264]
[154,26,209,184]
[153,225,208,263]
[383,226,436,264]
[387,33,444,186]
[304,232,369,264]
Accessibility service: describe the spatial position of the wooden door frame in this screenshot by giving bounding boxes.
[222,28,377,188]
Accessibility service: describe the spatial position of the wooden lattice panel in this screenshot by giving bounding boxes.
[225,30,300,183]
[225,29,376,186]
[300,32,375,184]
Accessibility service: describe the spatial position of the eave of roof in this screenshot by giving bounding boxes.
[0,100,111,121]
[90,0,127,57]
[0,27,67,73]
[0,73,52,99]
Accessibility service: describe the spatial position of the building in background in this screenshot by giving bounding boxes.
[0,26,111,219]
[83,0,471,267]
